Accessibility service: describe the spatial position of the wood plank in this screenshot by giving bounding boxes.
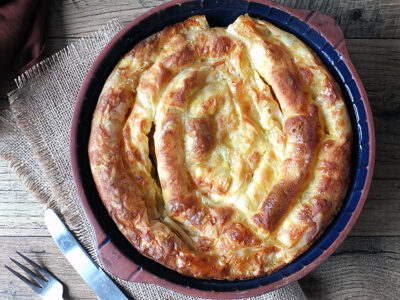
[277,0,400,38]
[346,39,400,118]
[300,236,400,299]
[344,39,400,236]
[0,160,48,237]
[46,0,400,39]
[0,236,96,300]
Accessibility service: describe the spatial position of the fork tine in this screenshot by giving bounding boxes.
[10,258,46,285]
[5,265,42,293]
[16,251,52,279]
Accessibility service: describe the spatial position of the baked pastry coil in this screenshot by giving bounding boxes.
[88,15,352,279]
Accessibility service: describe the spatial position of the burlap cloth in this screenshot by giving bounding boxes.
[0,20,307,300]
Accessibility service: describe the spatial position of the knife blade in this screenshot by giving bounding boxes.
[44,209,128,300]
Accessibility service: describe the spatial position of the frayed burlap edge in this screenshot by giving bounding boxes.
[7,19,124,260]
[0,101,54,205]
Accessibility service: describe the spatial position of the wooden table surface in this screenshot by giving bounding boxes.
[0,0,399,299]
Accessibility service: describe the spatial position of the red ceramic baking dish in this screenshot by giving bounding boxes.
[70,0,375,298]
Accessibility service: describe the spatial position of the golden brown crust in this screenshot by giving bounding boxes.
[88,15,352,279]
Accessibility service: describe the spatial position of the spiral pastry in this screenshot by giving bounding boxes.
[88,15,352,279]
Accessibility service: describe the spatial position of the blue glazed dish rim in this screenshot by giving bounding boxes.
[70,0,373,293]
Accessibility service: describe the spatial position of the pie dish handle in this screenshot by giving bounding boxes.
[281,4,349,58]
[97,241,206,295]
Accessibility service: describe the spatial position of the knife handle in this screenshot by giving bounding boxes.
[44,209,128,300]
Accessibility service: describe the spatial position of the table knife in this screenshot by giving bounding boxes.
[44,209,128,300]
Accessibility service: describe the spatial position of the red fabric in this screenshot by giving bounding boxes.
[0,0,49,74]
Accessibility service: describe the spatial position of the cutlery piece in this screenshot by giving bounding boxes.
[5,251,64,300]
[44,209,128,300]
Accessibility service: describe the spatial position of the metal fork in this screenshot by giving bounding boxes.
[5,251,64,300]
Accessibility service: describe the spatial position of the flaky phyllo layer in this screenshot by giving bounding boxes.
[88,15,352,279]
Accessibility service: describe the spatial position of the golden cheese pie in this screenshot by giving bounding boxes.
[88,15,352,280]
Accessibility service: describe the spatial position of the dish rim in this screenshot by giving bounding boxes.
[69,0,375,298]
